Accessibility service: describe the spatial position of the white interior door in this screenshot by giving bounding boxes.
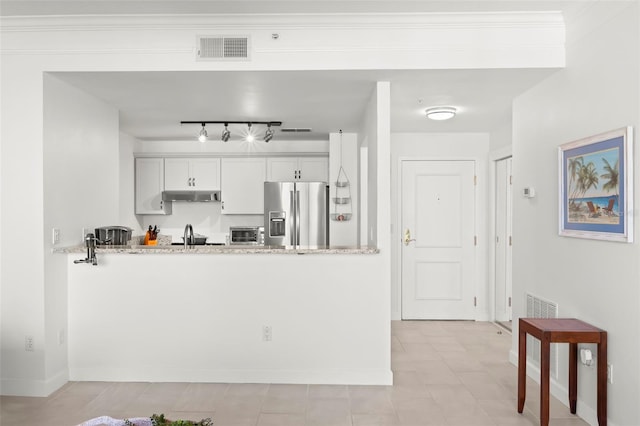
[401,160,476,320]
[495,157,513,322]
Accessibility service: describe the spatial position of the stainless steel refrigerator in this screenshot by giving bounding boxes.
[264,182,329,248]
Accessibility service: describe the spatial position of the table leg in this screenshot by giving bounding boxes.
[518,328,527,413]
[540,337,551,426]
[597,333,608,425]
[569,342,578,413]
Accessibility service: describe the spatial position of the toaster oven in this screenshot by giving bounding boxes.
[229,226,264,245]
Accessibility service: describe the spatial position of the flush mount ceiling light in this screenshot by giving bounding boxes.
[197,123,208,143]
[181,120,282,143]
[425,106,457,121]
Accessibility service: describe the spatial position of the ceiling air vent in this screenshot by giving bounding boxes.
[197,36,250,60]
[281,128,312,133]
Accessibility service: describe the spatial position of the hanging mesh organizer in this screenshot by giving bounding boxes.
[331,131,352,221]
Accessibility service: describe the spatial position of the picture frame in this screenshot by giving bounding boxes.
[559,127,633,242]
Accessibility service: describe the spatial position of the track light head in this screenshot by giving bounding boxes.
[245,123,255,142]
[221,123,231,142]
[198,123,208,143]
[264,124,275,142]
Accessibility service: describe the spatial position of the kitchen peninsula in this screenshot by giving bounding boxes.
[62,245,390,386]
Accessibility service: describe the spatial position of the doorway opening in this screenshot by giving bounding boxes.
[494,156,513,331]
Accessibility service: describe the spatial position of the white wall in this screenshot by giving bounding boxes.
[361,88,379,246]
[489,121,513,152]
[511,3,640,425]
[67,253,391,385]
[43,74,119,395]
[1,61,47,395]
[390,133,490,320]
[119,132,141,231]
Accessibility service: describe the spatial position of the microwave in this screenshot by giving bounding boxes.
[229,226,264,245]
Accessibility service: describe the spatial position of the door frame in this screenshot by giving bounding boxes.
[397,157,481,321]
[488,146,513,322]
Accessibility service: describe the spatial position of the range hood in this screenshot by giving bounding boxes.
[162,190,221,202]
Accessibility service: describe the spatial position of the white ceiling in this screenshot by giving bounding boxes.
[0,1,588,17]
[53,68,558,142]
[18,0,583,142]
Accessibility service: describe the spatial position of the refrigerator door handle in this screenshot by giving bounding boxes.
[295,190,301,247]
[289,190,295,246]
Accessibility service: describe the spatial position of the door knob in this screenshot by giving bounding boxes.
[404,229,416,246]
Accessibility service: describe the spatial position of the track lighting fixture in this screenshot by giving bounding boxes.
[181,120,282,143]
[264,123,275,142]
[198,123,208,143]
[221,123,231,142]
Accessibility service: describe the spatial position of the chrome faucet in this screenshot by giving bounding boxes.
[74,233,98,265]
[183,224,194,249]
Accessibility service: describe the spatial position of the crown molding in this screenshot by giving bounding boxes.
[1,11,564,33]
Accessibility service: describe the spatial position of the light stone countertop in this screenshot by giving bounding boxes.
[55,244,379,255]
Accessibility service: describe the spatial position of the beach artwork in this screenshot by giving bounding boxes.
[566,147,620,225]
[559,127,633,242]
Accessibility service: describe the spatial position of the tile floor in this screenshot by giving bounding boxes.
[1,321,589,426]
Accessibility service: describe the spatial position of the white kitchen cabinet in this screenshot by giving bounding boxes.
[135,158,172,215]
[266,156,329,182]
[164,158,221,190]
[221,158,267,214]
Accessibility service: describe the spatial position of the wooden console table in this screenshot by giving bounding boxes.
[518,318,607,426]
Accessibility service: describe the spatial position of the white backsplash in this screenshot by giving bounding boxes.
[138,201,263,243]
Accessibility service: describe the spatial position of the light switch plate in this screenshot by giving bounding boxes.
[52,228,60,245]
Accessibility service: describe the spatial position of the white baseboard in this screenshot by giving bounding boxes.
[508,350,616,426]
[1,369,68,397]
[69,368,393,386]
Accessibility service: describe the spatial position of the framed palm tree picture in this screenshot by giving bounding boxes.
[559,126,633,242]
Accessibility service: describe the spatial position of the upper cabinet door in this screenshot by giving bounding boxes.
[190,158,221,190]
[266,156,329,182]
[135,158,171,215]
[298,157,329,182]
[164,158,221,190]
[164,158,192,190]
[266,157,299,181]
[221,158,266,215]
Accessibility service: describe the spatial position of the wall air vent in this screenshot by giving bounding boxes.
[281,128,312,133]
[526,293,559,378]
[197,36,250,60]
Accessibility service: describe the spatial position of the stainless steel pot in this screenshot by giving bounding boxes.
[95,226,133,246]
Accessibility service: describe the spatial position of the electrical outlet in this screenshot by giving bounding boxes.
[52,228,60,245]
[607,363,613,384]
[25,336,34,352]
[262,325,272,342]
[82,227,89,241]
